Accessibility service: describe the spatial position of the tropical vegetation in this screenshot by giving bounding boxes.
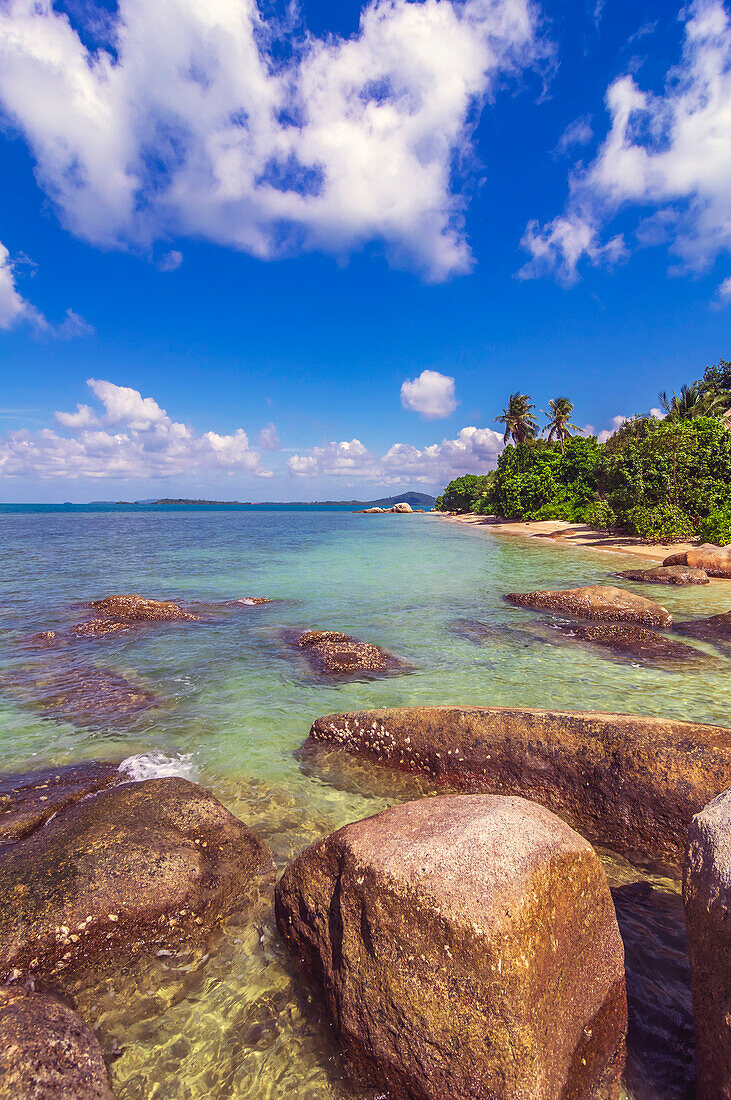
[435,359,731,542]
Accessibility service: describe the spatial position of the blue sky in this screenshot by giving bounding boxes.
[0,0,729,501]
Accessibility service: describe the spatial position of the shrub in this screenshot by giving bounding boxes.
[696,504,731,546]
[436,474,495,513]
[583,501,617,530]
[625,503,694,542]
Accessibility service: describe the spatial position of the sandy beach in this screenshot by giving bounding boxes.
[432,512,700,564]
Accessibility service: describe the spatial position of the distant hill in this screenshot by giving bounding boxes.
[146,491,436,508]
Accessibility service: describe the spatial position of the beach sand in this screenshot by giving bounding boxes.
[431,513,699,565]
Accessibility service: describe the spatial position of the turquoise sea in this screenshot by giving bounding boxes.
[1,507,729,1099]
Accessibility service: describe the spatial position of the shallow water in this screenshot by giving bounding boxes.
[1,509,729,1099]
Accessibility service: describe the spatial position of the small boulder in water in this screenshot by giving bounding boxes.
[276,793,627,1100]
[664,543,731,578]
[613,565,709,586]
[683,789,731,1100]
[506,584,672,626]
[549,621,713,665]
[295,630,404,676]
[674,611,731,655]
[0,987,114,1100]
[87,594,198,622]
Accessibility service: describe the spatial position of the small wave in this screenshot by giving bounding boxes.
[118,750,198,782]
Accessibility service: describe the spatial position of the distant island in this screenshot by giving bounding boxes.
[113,491,437,508]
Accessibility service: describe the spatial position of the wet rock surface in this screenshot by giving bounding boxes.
[0,987,114,1099]
[276,793,627,1100]
[0,776,273,985]
[308,706,731,870]
[0,761,122,846]
[674,611,731,655]
[683,789,731,1100]
[545,621,714,666]
[613,565,710,586]
[0,661,162,728]
[664,544,731,578]
[87,594,198,622]
[506,584,672,626]
[294,630,405,677]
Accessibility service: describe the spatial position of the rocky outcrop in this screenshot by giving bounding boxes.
[506,585,672,626]
[390,501,413,513]
[548,622,713,665]
[87,594,198,622]
[276,793,627,1100]
[0,776,272,984]
[0,761,121,845]
[295,631,404,676]
[307,706,731,869]
[614,565,710,586]
[674,611,731,654]
[664,544,731,578]
[357,503,413,513]
[0,988,114,1099]
[683,789,731,1100]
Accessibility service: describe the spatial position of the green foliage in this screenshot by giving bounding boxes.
[582,500,617,530]
[697,504,731,547]
[489,437,600,520]
[435,473,494,513]
[625,504,694,542]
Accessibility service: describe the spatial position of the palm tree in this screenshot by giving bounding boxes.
[495,393,538,446]
[658,384,726,421]
[543,397,580,454]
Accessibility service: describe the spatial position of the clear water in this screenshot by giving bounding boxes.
[1,509,729,1099]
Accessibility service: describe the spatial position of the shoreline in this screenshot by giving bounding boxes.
[431,512,699,565]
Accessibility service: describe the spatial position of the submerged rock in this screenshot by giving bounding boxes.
[0,776,272,984]
[70,620,133,640]
[308,706,731,869]
[614,565,710,586]
[276,793,627,1100]
[683,789,731,1100]
[295,630,403,676]
[0,661,161,728]
[448,618,538,648]
[664,543,731,578]
[506,584,672,626]
[674,611,731,655]
[547,621,713,666]
[0,761,121,845]
[0,987,114,1099]
[87,594,198,622]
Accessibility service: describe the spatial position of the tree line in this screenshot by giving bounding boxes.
[436,358,731,544]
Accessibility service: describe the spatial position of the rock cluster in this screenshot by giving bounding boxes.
[614,565,709,586]
[664,543,731,578]
[357,502,414,513]
[506,584,672,626]
[276,793,627,1100]
[683,789,731,1100]
[295,630,403,676]
[0,987,114,1100]
[307,706,731,869]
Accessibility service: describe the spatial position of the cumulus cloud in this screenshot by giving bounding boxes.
[1,379,271,479]
[0,0,540,281]
[596,414,629,444]
[400,369,457,419]
[521,0,731,284]
[287,424,504,483]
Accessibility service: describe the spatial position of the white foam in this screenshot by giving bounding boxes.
[118,750,198,782]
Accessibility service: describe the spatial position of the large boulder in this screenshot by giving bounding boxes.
[613,565,709,586]
[0,988,114,1099]
[506,585,672,626]
[0,776,272,984]
[276,794,627,1100]
[307,706,731,869]
[295,630,403,676]
[389,502,413,513]
[664,544,731,578]
[683,789,731,1100]
[0,761,121,846]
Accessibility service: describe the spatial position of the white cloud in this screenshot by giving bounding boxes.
[554,114,593,155]
[717,275,731,303]
[0,0,540,281]
[400,369,457,419]
[521,0,731,284]
[596,414,628,443]
[0,241,42,329]
[257,423,280,451]
[157,250,183,272]
[287,424,503,483]
[2,378,271,479]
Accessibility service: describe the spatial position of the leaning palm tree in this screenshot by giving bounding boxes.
[657,384,721,421]
[543,397,581,454]
[495,393,538,446]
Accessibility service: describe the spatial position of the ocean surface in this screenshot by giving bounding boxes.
[1,507,729,1099]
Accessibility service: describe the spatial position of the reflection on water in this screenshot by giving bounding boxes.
[1,509,729,1098]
